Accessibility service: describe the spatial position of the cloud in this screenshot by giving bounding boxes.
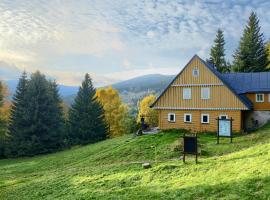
[0,0,270,86]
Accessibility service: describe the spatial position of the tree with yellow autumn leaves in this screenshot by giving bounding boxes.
[96,86,135,138]
[0,81,10,157]
[137,94,158,127]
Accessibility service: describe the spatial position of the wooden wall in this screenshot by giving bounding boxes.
[155,86,247,109]
[154,56,247,110]
[159,110,242,132]
[245,93,270,111]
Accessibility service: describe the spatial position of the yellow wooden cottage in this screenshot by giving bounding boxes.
[151,55,270,133]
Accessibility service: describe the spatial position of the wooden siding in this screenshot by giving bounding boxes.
[159,110,242,132]
[154,57,247,110]
[155,85,247,109]
[172,56,221,85]
[245,93,270,111]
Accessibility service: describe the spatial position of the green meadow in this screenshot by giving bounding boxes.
[0,125,270,200]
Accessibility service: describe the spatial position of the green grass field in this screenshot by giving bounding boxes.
[0,125,270,200]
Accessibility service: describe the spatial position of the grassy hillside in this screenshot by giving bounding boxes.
[0,125,270,199]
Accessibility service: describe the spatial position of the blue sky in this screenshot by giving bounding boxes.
[0,0,269,86]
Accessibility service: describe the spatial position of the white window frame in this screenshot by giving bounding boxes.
[168,113,176,122]
[219,114,228,120]
[183,88,191,100]
[201,87,210,100]
[256,93,264,102]
[192,68,199,77]
[184,113,192,123]
[201,114,209,124]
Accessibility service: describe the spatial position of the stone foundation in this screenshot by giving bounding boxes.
[244,111,270,130]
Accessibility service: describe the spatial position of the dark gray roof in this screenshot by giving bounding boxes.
[220,72,270,94]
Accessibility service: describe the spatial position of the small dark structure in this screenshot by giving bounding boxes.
[140,116,149,130]
[183,133,198,164]
[216,117,233,144]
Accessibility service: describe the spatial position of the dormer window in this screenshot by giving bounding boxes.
[192,68,199,77]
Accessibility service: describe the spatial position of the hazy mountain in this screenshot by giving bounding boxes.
[5,80,79,99]
[112,74,174,93]
[5,74,175,107]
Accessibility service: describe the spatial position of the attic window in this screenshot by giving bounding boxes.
[192,68,199,77]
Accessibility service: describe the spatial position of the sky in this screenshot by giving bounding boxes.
[0,0,269,86]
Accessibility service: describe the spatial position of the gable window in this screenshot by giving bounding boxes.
[219,114,228,120]
[201,87,210,99]
[256,93,264,102]
[184,113,192,123]
[183,88,191,100]
[192,68,199,77]
[201,114,209,124]
[168,113,175,122]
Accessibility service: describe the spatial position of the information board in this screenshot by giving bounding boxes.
[219,120,231,137]
[183,137,197,154]
[183,134,198,164]
[217,118,233,144]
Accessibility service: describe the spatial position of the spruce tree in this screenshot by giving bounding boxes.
[47,80,65,150]
[0,81,5,157]
[0,81,3,107]
[7,71,65,156]
[7,71,29,156]
[209,29,230,73]
[233,12,269,72]
[68,73,107,145]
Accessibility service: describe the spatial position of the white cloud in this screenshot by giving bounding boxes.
[0,0,270,86]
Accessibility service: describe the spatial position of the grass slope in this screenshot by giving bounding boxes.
[0,126,270,200]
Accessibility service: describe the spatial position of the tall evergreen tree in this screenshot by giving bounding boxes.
[233,12,269,72]
[0,81,5,157]
[209,29,230,73]
[7,71,65,157]
[0,81,3,107]
[7,71,29,156]
[68,73,107,145]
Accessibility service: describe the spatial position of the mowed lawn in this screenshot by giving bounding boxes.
[0,125,270,200]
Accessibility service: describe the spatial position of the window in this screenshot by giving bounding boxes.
[192,68,199,77]
[201,114,209,124]
[219,114,228,120]
[168,113,175,122]
[184,113,192,123]
[183,88,191,100]
[256,93,264,102]
[201,87,210,99]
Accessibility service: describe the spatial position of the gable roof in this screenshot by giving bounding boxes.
[151,54,252,109]
[220,72,270,94]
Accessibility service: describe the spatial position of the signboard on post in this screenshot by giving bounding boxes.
[183,134,198,164]
[217,117,233,144]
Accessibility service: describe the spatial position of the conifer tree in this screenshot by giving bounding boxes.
[47,80,65,150]
[7,71,29,156]
[209,29,230,73]
[68,73,107,145]
[233,12,269,72]
[0,81,3,107]
[0,81,5,157]
[7,71,65,156]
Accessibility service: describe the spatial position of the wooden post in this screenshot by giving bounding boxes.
[230,117,233,143]
[217,118,220,144]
